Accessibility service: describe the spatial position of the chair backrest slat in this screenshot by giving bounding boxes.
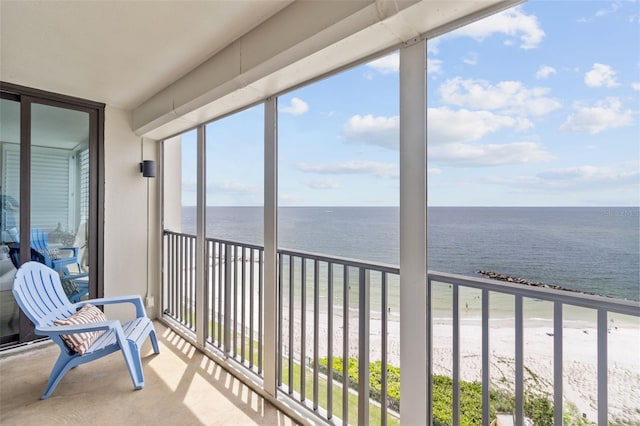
[13,262,72,325]
[30,228,49,251]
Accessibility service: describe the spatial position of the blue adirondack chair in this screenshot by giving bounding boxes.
[12,261,159,399]
[11,228,82,275]
[30,228,81,275]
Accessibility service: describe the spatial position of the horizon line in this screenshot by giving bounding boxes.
[181,205,640,208]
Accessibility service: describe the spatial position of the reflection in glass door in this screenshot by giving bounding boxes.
[30,102,90,306]
[0,96,20,344]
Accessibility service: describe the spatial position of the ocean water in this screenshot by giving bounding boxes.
[181,206,640,301]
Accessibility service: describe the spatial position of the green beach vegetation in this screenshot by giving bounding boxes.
[318,356,560,426]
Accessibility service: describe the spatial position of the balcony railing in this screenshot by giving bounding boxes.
[204,238,264,375]
[277,248,399,425]
[427,271,640,426]
[162,231,640,425]
[163,232,196,332]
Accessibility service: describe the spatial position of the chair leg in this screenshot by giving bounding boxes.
[149,328,160,354]
[42,353,76,399]
[120,340,144,390]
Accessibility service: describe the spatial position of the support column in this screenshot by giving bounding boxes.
[399,39,428,426]
[263,97,278,397]
[195,124,206,347]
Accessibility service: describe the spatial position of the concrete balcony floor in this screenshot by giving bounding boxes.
[0,322,297,426]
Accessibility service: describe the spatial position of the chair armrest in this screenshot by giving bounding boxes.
[76,295,147,318]
[57,247,79,258]
[36,320,118,336]
[67,272,89,281]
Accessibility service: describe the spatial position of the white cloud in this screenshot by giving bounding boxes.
[463,52,478,65]
[428,107,532,145]
[209,181,261,194]
[279,193,298,203]
[578,2,623,22]
[560,98,634,134]
[584,63,620,88]
[438,77,561,116]
[305,178,340,189]
[367,53,442,76]
[517,165,640,196]
[535,65,557,80]
[182,178,197,191]
[484,164,640,204]
[280,97,309,116]
[427,39,440,55]
[427,58,443,75]
[297,161,399,179]
[631,82,640,91]
[343,108,534,150]
[538,166,639,184]
[366,52,399,74]
[343,114,399,149]
[448,7,545,49]
[428,168,442,175]
[429,141,553,166]
[595,2,622,17]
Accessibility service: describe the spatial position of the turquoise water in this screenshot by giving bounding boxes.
[181,206,639,301]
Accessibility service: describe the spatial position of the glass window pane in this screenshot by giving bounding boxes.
[205,104,264,245]
[30,103,90,279]
[0,97,20,340]
[163,129,197,234]
[278,55,400,263]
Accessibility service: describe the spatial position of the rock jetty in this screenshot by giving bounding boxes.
[476,270,592,295]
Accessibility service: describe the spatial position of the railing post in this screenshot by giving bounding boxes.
[553,302,563,426]
[342,266,350,425]
[263,96,278,397]
[224,243,232,354]
[482,289,490,426]
[399,38,428,425]
[195,124,206,347]
[453,284,460,426]
[515,295,524,426]
[358,267,370,426]
[597,309,608,425]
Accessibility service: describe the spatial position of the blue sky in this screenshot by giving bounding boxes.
[183,0,639,207]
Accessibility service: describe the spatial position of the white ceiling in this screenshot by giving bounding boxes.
[0,0,292,110]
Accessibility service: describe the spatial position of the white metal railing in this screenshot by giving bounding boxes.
[277,248,399,425]
[163,231,196,332]
[428,271,640,426]
[162,232,640,426]
[204,237,264,375]
[162,231,399,425]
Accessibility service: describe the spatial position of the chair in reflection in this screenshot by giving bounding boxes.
[8,246,88,303]
[29,228,81,275]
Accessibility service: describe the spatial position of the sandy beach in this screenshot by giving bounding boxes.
[279,304,640,424]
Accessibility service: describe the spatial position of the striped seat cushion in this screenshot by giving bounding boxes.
[54,304,107,355]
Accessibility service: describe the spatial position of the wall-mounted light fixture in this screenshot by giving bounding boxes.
[139,160,156,178]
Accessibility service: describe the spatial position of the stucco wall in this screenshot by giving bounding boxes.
[103,107,160,321]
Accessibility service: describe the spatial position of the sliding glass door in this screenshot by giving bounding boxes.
[0,84,103,346]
